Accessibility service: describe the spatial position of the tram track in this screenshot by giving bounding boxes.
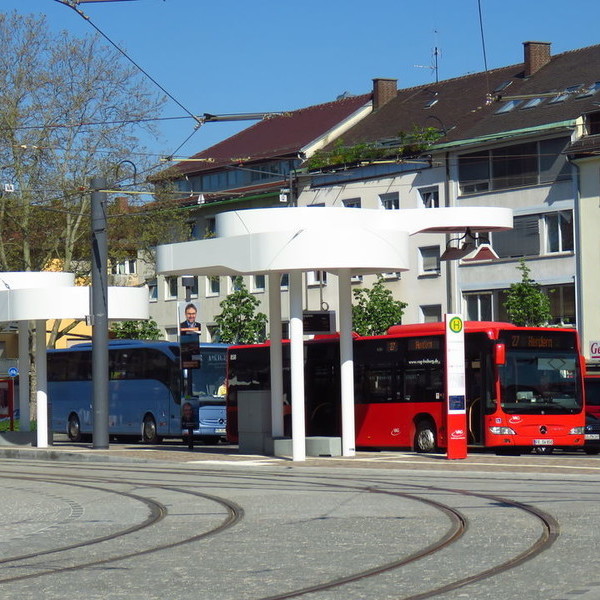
[0,462,563,599]
[0,473,243,584]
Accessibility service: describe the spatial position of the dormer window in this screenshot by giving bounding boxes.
[587,111,600,136]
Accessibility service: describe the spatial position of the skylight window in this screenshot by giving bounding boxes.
[548,84,584,104]
[576,81,600,98]
[492,80,512,93]
[424,97,438,108]
[521,97,545,109]
[495,100,522,114]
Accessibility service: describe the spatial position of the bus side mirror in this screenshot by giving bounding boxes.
[495,343,506,366]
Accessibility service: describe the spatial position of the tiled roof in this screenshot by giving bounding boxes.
[567,134,600,157]
[172,94,371,176]
[331,44,600,150]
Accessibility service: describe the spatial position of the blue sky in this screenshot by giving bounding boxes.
[5,0,600,166]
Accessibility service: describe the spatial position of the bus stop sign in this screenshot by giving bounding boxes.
[445,314,467,460]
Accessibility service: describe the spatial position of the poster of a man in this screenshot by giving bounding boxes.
[180,303,201,334]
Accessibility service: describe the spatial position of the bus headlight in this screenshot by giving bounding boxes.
[569,426,585,435]
[489,426,516,435]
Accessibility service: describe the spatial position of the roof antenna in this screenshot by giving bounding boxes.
[414,33,441,84]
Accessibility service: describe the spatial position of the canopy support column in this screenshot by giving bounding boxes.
[338,269,356,456]
[289,271,305,461]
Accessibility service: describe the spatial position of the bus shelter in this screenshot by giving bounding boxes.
[0,272,149,448]
[157,206,512,461]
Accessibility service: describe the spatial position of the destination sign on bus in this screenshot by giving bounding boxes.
[502,332,575,351]
[407,337,441,351]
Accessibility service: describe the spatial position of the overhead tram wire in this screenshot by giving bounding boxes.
[477,0,491,98]
[55,0,203,130]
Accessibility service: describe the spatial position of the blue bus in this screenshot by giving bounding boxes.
[48,340,228,444]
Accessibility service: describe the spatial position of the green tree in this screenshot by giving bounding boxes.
[352,275,407,336]
[214,277,268,344]
[0,12,189,348]
[503,259,552,326]
[0,12,187,276]
[110,319,163,340]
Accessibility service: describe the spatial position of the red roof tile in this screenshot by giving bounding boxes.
[172,94,371,175]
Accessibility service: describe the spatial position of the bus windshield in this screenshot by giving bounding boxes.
[189,348,227,399]
[500,350,581,414]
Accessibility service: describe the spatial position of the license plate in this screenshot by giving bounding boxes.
[585,433,600,440]
[533,439,553,445]
[215,428,226,434]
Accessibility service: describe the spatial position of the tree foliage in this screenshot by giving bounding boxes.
[503,259,552,327]
[110,319,163,340]
[306,126,442,171]
[0,11,187,276]
[352,275,407,336]
[214,277,268,344]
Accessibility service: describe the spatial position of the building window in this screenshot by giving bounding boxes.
[307,271,327,287]
[148,279,157,302]
[188,221,201,239]
[207,276,220,297]
[343,197,361,208]
[421,305,442,323]
[498,284,575,326]
[381,271,401,280]
[419,246,441,276]
[492,215,540,258]
[418,186,439,208]
[465,293,493,321]
[204,217,217,239]
[380,192,399,210]
[587,111,600,135]
[351,274,363,283]
[544,211,573,254]
[165,276,178,300]
[280,273,289,290]
[253,274,266,292]
[111,259,136,275]
[545,284,576,326]
[229,276,244,292]
[458,137,570,195]
[182,276,198,298]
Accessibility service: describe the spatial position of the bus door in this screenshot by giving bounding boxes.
[465,333,494,445]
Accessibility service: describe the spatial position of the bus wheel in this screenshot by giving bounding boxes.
[142,415,159,444]
[414,420,437,453]
[67,414,82,442]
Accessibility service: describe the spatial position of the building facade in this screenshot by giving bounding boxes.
[146,41,600,361]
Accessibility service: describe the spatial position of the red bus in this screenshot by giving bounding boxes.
[226,321,585,453]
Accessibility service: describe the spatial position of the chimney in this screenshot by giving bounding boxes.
[373,78,397,109]
[523,41,551,77]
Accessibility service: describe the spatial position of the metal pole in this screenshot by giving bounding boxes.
[18,321,30,432]
[91,176,109,449]
[269,273,284,438]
